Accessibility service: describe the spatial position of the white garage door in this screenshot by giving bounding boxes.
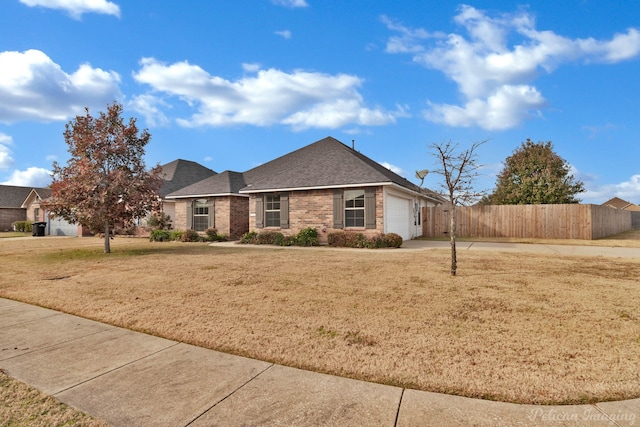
[386,195,412,241]
[48,217,78,236]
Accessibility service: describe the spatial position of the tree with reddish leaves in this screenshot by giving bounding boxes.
[44,102,163,253]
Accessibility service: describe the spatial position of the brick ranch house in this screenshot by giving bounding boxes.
[166,136,443,243]
[0,185,87,235]
[0,185,41,231]
[21,188,93,236]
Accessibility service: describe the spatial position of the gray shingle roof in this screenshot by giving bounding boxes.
[0,185,50,208]
[159,159,217,197]
[167,171,247,198]
[241,136,424,193]
[162,137,439,201]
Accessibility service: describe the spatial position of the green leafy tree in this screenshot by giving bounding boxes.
[484,139,585,205]
[44,102,163,253]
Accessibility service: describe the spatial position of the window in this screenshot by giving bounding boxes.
[344,190,365,227]
[193,199,209,231]
[34,208,40,221]
[265,194,281,227]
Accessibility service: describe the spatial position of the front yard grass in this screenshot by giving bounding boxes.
[0,371,109,427]
[0,236,639,405]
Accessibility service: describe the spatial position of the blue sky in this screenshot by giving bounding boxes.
[1,0,639,204]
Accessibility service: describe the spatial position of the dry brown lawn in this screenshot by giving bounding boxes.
[1,236,639,405]
[0,371,109,427]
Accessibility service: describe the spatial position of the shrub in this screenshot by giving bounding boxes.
[147,212,172,230]
[241,228,318,247]
[367,234,387,249]
[169,230,183,241]
[294,227,318,247]
[384,233,403,248]
[352,233,369,248]
[181,229,202,242]
[149,229,171,242]
[241,231,258,244]
[205,228,218,241]
[12,221,32,233]
[203,228,227,242]
[328,231,403,249]
[328,230,348,247]
[256,231,283,245]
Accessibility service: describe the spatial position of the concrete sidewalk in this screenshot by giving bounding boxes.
[213,239,640,258]
[398,239,640,258]
[1,299,638,426]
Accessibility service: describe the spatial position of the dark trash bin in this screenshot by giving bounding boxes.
[32,222,47,237]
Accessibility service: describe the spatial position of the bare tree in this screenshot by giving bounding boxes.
[430,140,486,276]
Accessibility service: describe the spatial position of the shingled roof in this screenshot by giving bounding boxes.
[159,159,217,198]
[166,171,247,198]
[0,185,50,208]
[240,136,427,194]
[602,197,640,211]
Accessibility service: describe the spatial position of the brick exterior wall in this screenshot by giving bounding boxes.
[174,199,189,232]
[213,196,249,239]
[173,196,249,240]
[249,187,385,245]
[0,208,26,231]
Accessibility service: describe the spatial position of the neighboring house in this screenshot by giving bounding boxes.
[2,160,215,236]
[158,159,217,225]
[22,188,92,236]
[0,185,39,231]
[168,136,442,243]
[603,197,640,229]
[166,171,249,240]
[602,197,640,211]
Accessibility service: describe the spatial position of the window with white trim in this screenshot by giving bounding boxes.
[265,194,281,227]
[344,189,365,227]
[193,199,209,231]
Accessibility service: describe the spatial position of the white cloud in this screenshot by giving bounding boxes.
[0,49,121,123]
[133,58,397,130]
[384,5,640,130]
[271,0,308,8]
[1,167,51,187]
[424,84,546,130]
[582,174,640,204]
[380,15,444,54]
[19,0,121,19]
[0,133,14,170]
[275,30,292,39]
[242,63,261,73]
[582,123,617,139]
[380,161,404,176]
[128,94,169,127]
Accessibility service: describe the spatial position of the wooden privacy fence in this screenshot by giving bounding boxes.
[422,204,633,240]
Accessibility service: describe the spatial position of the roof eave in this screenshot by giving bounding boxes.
[239,182,393,194]
[387,182,444,203]
[239,181,440,201]
[165,193,249,200]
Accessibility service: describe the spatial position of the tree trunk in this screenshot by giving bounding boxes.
[450,204,457,276]
[104,222,111,254]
